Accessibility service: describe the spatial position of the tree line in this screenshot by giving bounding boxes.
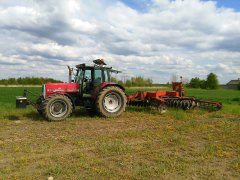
[111,76,153,87]
[0,76,152,87]
[0,77,62,85]
[186,73,219,89]
[0,73,224,90]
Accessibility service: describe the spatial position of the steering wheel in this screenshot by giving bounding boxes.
[84,76,90,82]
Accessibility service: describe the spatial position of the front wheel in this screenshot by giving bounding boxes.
[96,86,127,117]
[43,94,73,121]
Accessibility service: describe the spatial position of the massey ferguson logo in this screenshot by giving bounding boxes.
[47,88,79,92]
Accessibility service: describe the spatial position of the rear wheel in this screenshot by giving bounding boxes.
[43,94,73,121]
[96,86,127,117]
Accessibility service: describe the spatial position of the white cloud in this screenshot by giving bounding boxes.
[0,0,239,83]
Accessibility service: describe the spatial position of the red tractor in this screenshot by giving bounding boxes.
[16,59,127,121]
[16,59,222,121]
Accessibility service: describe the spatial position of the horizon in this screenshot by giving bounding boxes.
[0,74,238,85]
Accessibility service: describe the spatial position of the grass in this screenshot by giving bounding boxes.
[185,88,240,104]
[0,87,239,179]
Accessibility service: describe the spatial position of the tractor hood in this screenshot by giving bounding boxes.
[43,82,80,98]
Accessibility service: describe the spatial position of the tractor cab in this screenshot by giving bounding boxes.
[73,59,121,97]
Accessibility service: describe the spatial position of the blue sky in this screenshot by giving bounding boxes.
[120,0,150,12]
[212,0,240,11]
[121,0,240,12]
[0,0,239,83]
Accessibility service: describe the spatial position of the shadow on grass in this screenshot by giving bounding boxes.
[72,108,99,118]
[127,106,152,113]
[24,111,45,121]
[23,108,99,122]
[5,115,21,121]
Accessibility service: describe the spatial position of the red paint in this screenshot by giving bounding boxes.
[45,83,80,97]
[127,90,179,102]
[172,82,185,96]
[90,82,117,98]
[94,82,116,92]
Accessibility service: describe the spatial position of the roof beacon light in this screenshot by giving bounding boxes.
[93,59,106,66]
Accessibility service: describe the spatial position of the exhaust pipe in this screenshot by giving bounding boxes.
[67,65,73,83]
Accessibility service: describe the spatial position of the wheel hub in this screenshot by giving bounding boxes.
[103,92,122,113]
[50,100,68,118]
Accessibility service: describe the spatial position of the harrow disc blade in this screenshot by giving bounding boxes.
[165,98,222,111]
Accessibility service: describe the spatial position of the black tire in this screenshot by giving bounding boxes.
[36,97,44,116]
[43,94,73,121]
[37,109,43,115]
[96,86,127,117]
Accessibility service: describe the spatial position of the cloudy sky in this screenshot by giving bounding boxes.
[0,0,240,83]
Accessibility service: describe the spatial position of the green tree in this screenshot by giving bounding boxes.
[0,77,62,85]
[237,82,240,90]
[206,73,219,89]
[117,80,124,86]
[111,77,118,83]
[131,77,136,86]
[8,78,17,85]
[135,76,145,86]
[146,78,153,87]
[189,77,201,88]
[200,80,207,89]
[125,79,132,87]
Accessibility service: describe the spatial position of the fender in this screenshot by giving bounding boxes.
[45,92,76,110]
[93,82,125,99]
[63,93,76,110]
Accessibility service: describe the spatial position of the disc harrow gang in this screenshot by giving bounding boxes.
[126,82,222,113]
[165,98,222,111]
[127,99,168,114]
[127,97,222,112]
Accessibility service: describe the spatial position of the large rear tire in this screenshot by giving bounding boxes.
[43,94,73,121]
[96,86,127,117]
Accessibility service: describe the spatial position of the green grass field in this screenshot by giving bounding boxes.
[0,87,239,179]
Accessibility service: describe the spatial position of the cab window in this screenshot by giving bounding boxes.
[94,69,102,86]
[75,69,83,84]
[104,70,110,82]
[82,69,92,93]
[84,69,92,81]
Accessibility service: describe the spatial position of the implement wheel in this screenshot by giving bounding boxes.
[43,94,73,121]
[150,99,167,114]
[96,86,127,117]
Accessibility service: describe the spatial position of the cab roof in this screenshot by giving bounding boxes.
[75,63,121,74]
